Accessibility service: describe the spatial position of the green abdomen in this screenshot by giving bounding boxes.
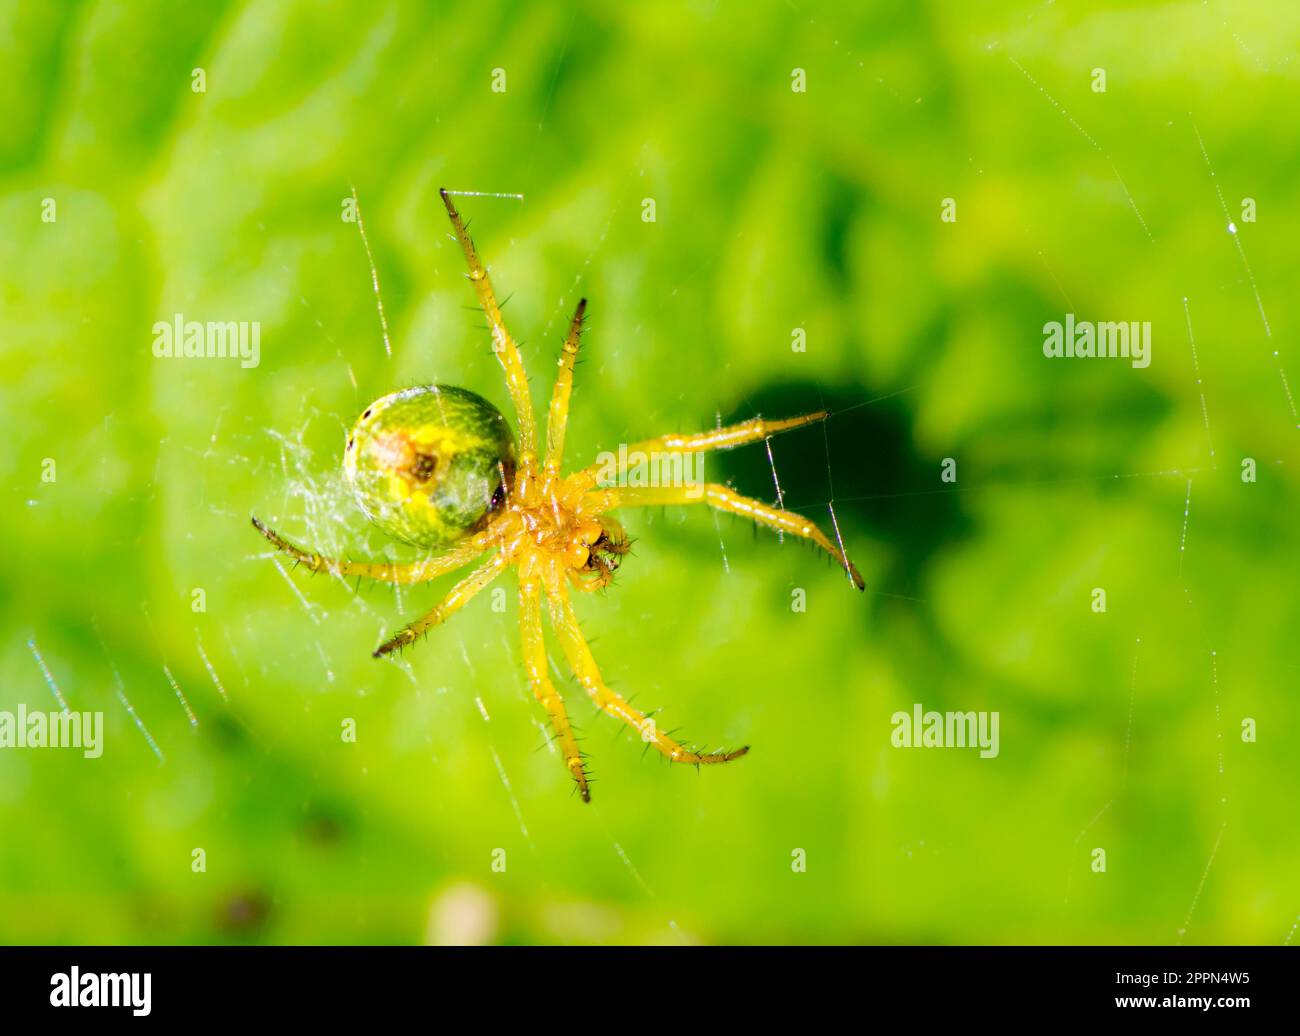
[343,384,516,548]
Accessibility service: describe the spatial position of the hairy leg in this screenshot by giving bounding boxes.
[593,484,865,590]
[543,298,587,475]
[519,579,590,802]
[570,411,828,491]
[372,553,507,657]
[438,188,538,462]
[546,581,750,765]
[251,516,484,585]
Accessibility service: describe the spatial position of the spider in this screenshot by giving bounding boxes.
[252,189,864,802]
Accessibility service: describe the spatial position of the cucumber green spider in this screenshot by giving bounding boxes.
[252,189,863,802]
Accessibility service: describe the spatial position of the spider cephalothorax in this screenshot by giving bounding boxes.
[252,189,863,802]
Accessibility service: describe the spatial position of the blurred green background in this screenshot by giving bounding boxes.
[1,0,1297,945]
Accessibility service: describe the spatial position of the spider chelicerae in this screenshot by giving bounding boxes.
[252,189,864,802]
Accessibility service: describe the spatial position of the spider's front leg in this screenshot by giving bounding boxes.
[519,579,591,802]
[545,580,750,766]
[569,411,830,493]
[251,516,484,585]
[586,485,866,590]
[544,298,586,474]
[566,408,864,587]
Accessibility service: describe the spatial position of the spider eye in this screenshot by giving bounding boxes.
[343,385,516,547]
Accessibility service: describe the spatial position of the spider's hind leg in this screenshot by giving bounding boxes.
[250,516,482,585]
[438,188,538,462]
[372,553,506,657]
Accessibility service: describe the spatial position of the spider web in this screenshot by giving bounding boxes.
[14,0,1297,948]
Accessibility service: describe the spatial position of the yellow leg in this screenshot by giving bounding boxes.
[546,581,750,766]
[519,579,590,802]
[571,411,828,490]
[373,553,507,657]
[543,298,587,474]
[595,484,865,590]
[439,189,537,462]
[251,516,484,585]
